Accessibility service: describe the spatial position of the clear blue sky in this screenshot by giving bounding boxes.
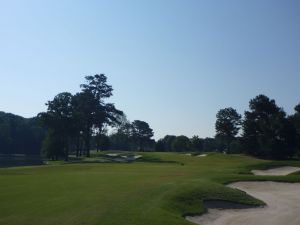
[0,0,299,139]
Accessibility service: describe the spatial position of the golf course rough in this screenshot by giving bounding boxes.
[0,152,300,225]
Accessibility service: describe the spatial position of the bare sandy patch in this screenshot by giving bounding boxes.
[186,181,300,225]
[197,154,207,157]
[252,166,300,176]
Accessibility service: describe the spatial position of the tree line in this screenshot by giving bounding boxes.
[0,112,44,155]
[215,94,300,159]
[1,74,300,160]
[155,135,217,152]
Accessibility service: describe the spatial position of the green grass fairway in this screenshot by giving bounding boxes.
[1,153,300,225]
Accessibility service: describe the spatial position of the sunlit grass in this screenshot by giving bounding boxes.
[0,152,299,225]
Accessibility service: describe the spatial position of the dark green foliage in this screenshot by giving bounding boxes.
[202,138,218,152]
[42,131,65,160]
[211,94,300,158]
[39,74,124,159]
[0,112,45,155]
[190,135,203,152]
[131,120,154,151]
[94,134,110,151]
[172,135,191,152]
[289,103,300,156]
[77,75,123,156]
[71,91,101,157]
[109,131,132,151]
[164,135,177,151]
[109,120,155,151]
[228,138,243,154]
[109,120,132,150]
[215,107,241,153]
[242,95,297,159]
[39,92,74,161]
[156,135,216,153]
[155,135,177,152]
[80,74,113,99]
[155,139,166,151]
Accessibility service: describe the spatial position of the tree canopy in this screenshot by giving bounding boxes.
[0,112,44,155]
[39,92,74,160]
[172,135,191,152]
[215,107,241,152]
[39,74,124,159]
[242,95,296,159]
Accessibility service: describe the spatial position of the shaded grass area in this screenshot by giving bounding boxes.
[45,151,178,166]
[0,154,44,168]
[0,152,299,225]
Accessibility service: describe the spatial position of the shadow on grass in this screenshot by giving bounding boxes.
[203,199,263,210]
[137,155,180,164]
[51,154,180,166]
[0,154,44,168]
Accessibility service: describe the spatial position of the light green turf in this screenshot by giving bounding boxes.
[0,152,300,225]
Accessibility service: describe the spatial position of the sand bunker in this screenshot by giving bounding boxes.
[252,166,300,176]
[186,181,300,225]
[105,154,142,162]
[106,153,119,157]
[197,154,207,157]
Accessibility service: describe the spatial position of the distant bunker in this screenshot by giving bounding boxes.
[105,153,142,162]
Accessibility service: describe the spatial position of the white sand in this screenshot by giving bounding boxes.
[197,154,207,157]
[252,166,300,176]
[134,155,142,159]
[186,181,300,225]
[121,155,142,160]
[106,153,119,157]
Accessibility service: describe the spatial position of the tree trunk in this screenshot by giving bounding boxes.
[86,139,90,157]
[85,131,91,157]
[65,147,69,161]
[76,135,80,157]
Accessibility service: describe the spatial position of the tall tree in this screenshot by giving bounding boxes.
[215,107,241,153]
[39,92,74,161]
[242,95,296,159]
[77,74,123,156]
[131,120,154,151]
[72,91,99,157]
